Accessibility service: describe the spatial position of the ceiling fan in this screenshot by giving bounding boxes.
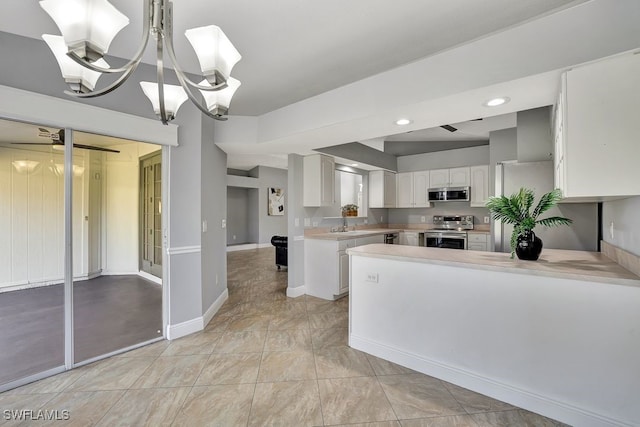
[440,118,484,133]
[11,128,120,153]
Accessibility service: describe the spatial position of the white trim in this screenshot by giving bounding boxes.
[167,245,202,255]
[349,334,628,427]
[0,85,178,146]
[0,366,66,394]
[138,270,162,285]
[286,285,306,298]
[226,243,272,252]
[100,271,140,276]
[73,337,164,368]
[166,289,229,340]
[203,288,229,327]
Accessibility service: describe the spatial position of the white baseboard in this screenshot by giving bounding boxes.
[349,334,626,427]
[286,285,306,298]
[167,288,229,340]
[101,271,139,276]
[203,288,229,327]
[138,270,162,285]
[227,243,272,252]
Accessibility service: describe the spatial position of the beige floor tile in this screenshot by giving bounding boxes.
[213,330,267,353]
[332,422,401,427]
[306,298,346,315]
[5,369,87,395]
[195,353,261,385]
[248,380,322,427]
[264,329,312,352]
[310,328,348,350]
[257,350,317,382]
[315,346,375,378]
[173,384,254,427]
[269,313,310,330]
[309,311,349,329]
[65,357,155,391]
[114,340,171,358]
[160,332,220,356]
[400,415,479,426]
[203,316,231,333]
[518,409,570,426]
[469,409,526,426]
[0,393,58,426]
[131,355,208,388]
[367,354,416,376]
[318,376,397,425]
[442,382,513,414]
[226,315,271,331]
[26,391,124,427]
[378,374,466,419]
[95,387,189,427]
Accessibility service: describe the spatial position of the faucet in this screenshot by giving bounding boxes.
[342,216,348,232]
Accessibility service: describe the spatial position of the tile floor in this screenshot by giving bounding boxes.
[0,247,569,426]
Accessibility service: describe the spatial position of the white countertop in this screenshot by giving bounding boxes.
[347,244,640,287]
[305,228,402,241]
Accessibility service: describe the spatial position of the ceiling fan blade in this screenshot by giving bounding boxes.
[440,125,458,133]
[72,143,121,153]
[11,142,57,146]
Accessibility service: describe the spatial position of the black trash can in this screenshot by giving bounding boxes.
[270,235,288,269]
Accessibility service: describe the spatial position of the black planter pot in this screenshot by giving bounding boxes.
[515,231,543,261]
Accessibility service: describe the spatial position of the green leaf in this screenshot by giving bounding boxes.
[532,188,563,219]
[536,216,573,227]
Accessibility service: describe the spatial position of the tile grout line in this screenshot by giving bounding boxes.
[306,297,326,427]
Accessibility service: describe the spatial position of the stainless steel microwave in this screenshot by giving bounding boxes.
[427,186,470,202]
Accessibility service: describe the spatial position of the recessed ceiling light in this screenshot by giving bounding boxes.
[395,118,412,126]
[350,163,359,167]
[484,97,510,107]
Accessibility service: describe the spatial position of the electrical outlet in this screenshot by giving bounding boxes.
[484,216,490,224]
[365,273,379,283]
[221,219,226,229]
[421,216,426,223]
[232,234,236,240]
[294,218,300,227]
[202,220,208,232]
[380,216,383,222]
[312,221,318,227]
[610,222,614,239]
[304,218,311,227]
[364,219,368,224]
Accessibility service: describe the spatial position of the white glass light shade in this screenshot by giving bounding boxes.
[185,25,241,83]
[12,160,41,174]
[40,0,129,59]
[139,82,188,119]
[199,78,241,114]
[43,34,109,93]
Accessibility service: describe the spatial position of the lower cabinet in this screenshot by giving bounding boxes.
[467,233,489,251]
[305,234,385,300]
[399,231,419,246]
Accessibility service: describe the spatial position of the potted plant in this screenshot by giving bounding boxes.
[341,204,358,217]
[486,187,572,260]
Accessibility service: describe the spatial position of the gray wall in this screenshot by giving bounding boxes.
[388,205,489,227]
[248,189,260,243]
[227,187,251,244]
[397,145,490,172]
[603,196,640,256]
[1,32,227,327]
[257,166,288,242]
[516,106,553,163]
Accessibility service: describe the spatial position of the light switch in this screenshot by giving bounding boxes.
[221,219,226,229]
[202,220,208,232]
[484,216,490,224]
[294,218,300,227]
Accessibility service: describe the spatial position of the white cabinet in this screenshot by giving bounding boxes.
[469,165,489,207]
[467,233,489,251]
[429,167,470,187]
[396,171,430,208]
[305,234,385,300]
[303,154,335,207]
[399,231,419,246]
[554,53,640,200]
[369,170,396,208]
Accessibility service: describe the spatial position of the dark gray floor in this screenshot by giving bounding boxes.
[0,276,162,385]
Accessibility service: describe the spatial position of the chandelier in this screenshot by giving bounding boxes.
[40,0,242,124]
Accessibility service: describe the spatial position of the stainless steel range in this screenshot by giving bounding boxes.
[424,215,474,250]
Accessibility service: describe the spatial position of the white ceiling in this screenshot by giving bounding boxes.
[0,0,586,116]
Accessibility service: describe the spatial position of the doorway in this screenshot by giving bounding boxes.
[140,151,162,279]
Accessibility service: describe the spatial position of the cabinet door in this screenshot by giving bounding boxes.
[383,172,396,208]
[429,169,449,187]
[413,171,430,207]
[467,242,487,251]
[396,172,413,208]
[368,171,384,208]
[449,167,470,187]
[338,251,349,294]
[320,155,335,206]
[469,165,489,207]
[405,233,419,246]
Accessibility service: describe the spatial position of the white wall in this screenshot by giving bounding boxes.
[603,196,640,256]
[397,145,490,172]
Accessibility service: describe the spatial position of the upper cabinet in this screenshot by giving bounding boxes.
[304,154,335,207]
[396,171,430,208]
[429,167,470,188]
[554,53,640,200]
[369,170,396,208]
[469,165,489,207]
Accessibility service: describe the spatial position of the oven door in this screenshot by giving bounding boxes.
[425,233,467,250]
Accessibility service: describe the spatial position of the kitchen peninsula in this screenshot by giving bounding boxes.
[347,244,640,427]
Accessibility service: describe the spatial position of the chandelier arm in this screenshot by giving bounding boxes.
[173,69,227,121]
[63,61,141,98]
[65,0,153,74]
[156,33,169,125]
